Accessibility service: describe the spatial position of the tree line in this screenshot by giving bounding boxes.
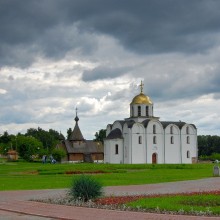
[0,127,219,161]
[0,127,105,162]
[198,135,220,161]
[0,128,65,161]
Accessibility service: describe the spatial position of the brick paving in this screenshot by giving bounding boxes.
[0,177,220,220]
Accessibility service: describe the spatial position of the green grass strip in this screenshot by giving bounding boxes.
[0,161,215,190]
[127,194,220,215]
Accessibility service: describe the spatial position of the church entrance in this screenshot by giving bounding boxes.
[152,153,157,164]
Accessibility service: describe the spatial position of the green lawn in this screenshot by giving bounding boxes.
[0,160,215,190]
[127,194,220,215]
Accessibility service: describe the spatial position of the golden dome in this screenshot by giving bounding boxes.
[131,93,153,105]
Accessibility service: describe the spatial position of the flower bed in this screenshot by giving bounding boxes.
[95,191,220,205]
[35,190,220,216]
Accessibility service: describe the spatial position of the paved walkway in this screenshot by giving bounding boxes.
[0,177,220,220]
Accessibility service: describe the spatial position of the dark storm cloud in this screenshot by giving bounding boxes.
[1,0,220,67]
[82,66,129,81]
[79,0,220,54]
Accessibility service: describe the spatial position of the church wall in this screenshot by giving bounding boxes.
[146,121,164,164]
[69,153,84,161]
[131,104,153,117]
[106,124,112,136]
[91,153,104,161]
[123,124,130,164]
[181,124,197,164]
[130,123,146,163]
[164,125,181,163]
[104,139,123,164]
[112,121,123,131]
[104,83,198,165]
[104,139,110,163]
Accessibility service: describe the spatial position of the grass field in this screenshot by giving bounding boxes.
[0,159,214,191]
[127,194,220,215]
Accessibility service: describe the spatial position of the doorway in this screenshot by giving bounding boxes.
[152,153,157,164]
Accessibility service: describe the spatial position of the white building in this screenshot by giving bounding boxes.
[104,82,198,164]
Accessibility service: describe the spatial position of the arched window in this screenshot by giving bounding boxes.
[139,136,142,144]
[115,144,118,154]
[187,151,190,158]
[187,136,190,144]
[171,136,174,144]
[138,106,141,116]
[153,136,157,144]
[131,106,134,117]
[146,106,149,117]
[153,125,156,134]
[186,126,189,134]
[170,126,173,134]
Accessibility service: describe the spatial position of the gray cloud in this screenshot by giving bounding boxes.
[1,0,220,138]
[1,0,220,68]
[82,66,129,81]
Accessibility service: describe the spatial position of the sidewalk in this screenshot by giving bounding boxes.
[0,177,220,220]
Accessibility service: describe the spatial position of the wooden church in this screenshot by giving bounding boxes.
[57,110,104,163]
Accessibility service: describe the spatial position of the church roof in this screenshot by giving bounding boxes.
[160,121,185,129]
[64,140,103,153]
[58,132,65,140]
[127,120,135,128]
[130,81,152,105]
[69,113,85,141]
[106,128,123,139]
[190,124,197,129]
[160,121,197,129]
[131,93,152,105]
[69,122,84,141]
[108,120,196,135]
[142,119,151,128]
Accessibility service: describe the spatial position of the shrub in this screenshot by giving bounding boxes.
[210,153,220,161]
[51,148,66,162]
[199,153,220,161]
[69,175,103,202]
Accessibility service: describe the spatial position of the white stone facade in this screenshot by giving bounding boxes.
[104,82,198,164]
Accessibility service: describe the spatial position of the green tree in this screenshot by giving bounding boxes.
[25,127,62,153]
[0,131,10,143]
[0,143,10,155]
[16,135,43,161]
[0,131,15,145]
[198,135,220,157]
[94,129,106,144]
[0,131,16,155]
[67,128,73,139]
[52,148,66,162]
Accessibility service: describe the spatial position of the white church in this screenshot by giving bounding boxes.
[104,81,198,164]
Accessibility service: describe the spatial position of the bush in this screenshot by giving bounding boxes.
[199,153,220,161]
[210,153,220,161]
[52,148,66,162]
[69,175,103,202]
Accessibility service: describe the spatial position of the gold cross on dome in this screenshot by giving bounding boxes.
[140,80,144,93]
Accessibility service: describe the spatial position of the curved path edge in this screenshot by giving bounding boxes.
[0,177,220,220]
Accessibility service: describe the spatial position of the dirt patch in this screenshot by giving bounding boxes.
[65,170,106,175]
[20,171,39,175]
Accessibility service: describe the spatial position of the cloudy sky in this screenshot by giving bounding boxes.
[0,0,220,139]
